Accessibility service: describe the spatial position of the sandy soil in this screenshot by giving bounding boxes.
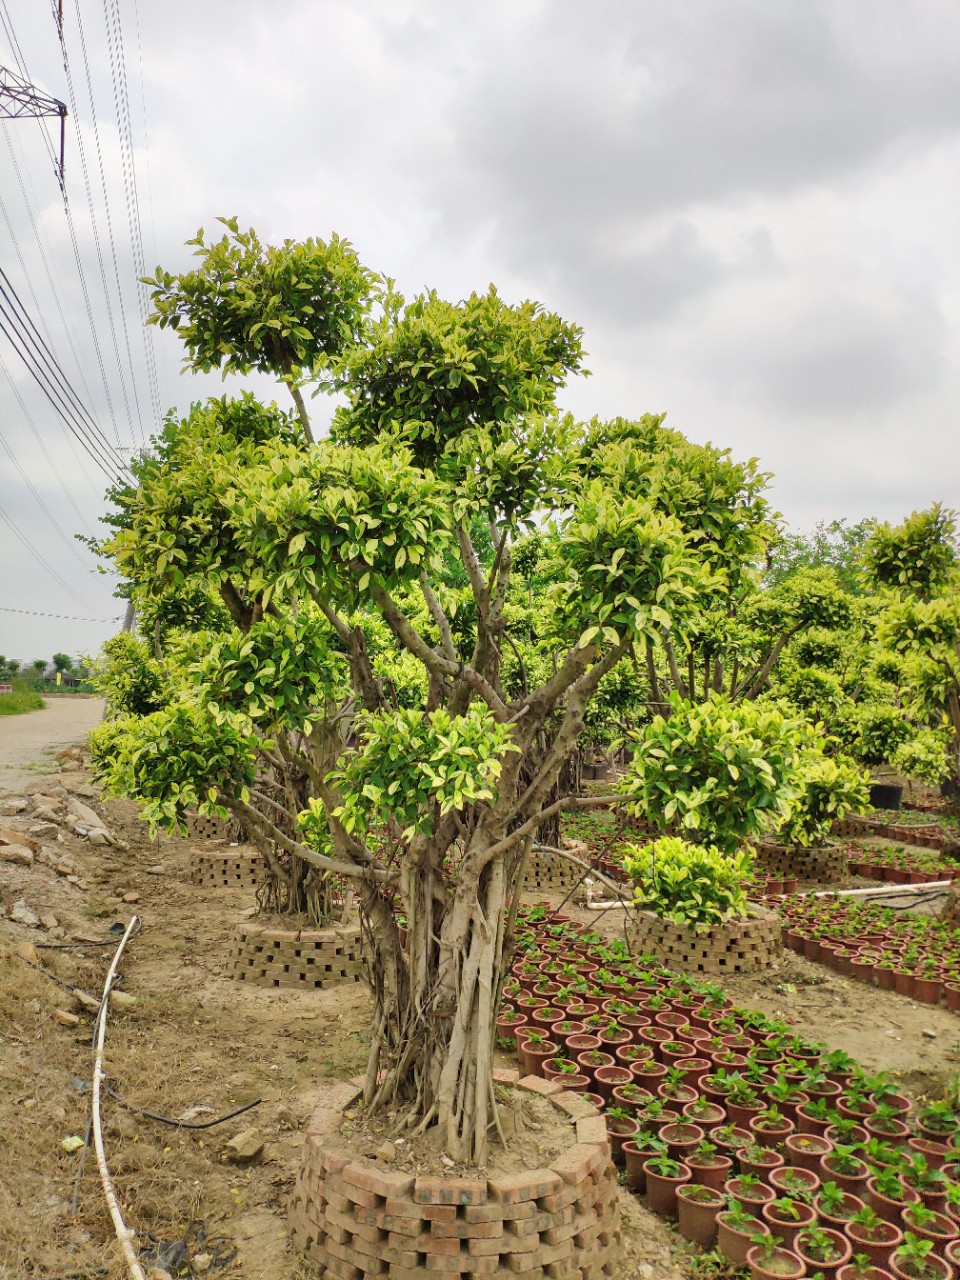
[0,696,105,790]
[1,708,955,1280]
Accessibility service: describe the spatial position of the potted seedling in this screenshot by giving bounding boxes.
[762,1196,817,1252]
[622,1131,666,1194]
[676,1181,726,1246]
[890,1231,951,1280]
[814,1180,864,1227]
[847,1205,904,1269]
[795,1225,852,1275]
[604,1105,640,1164]
[686,1138,733,1191]
[746,1229,807,1280]
[717,1199,769,1267]
[643,1152,692,1218]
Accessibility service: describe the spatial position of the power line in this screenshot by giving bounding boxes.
[0,423,92,568]
[66,0,150,447]
[101,0,160,431]
[0,266,129,480]
[0,604,120,622]
[0,345,103,531]
[0,498,99,610]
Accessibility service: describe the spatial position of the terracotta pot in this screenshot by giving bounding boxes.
[813,1190,865,1230]
[900,1206,957,1248]
[683,1099,727,1127]
[575,1050,615,1081]
[565,1033,602,1056]
[907,1137,951,1170]
[687,1153,733,1191]
[794,1226,851,1277]
[724,1176,776,1209]
[746,1242,807,1280]
[622,1140,650,1192]
[542,1057,580,1082]
[750,1115,797,1152]
[676,1184,725,1246]
[761,1200,817,1253]
[846,1219,903,1270]
[594,1064,633,1102]
[605,1114,640,1166]
[769,1166,822,1201]
[736,1146,786,1182]
[718,1213,770,1267]
[784,1133,834,1173]
[518,1038,558,1077]
[660,1121,705,1161]
[835,1265,890,1280]
[495,1013,528,1046]
[890,1248,950,1280]
[643,1159,691,1219]
[867,1177,921,1225]
[913,976,944,1005]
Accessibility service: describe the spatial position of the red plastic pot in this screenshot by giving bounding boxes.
[676,1183,724,1246]
[784,1133,834,1173]
[846,1218,903,1270]
[718,1213,770,1267]
[643,1158,691,1219]
[686,1152,733,1191]
[746,1242,807,1280]
[659,1121,705,1161]
[794,1226,851,1277]
[761,1200,817,1252]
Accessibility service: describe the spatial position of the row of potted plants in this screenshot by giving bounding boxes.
[848,843,959,886]
[508,905,960,1280]
[779,895,960,1011]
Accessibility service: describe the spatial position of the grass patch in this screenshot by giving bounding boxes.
[0,680,45,716]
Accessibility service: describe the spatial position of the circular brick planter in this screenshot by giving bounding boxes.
[524,842,590,894]
[185,810,243,841]
[189,848,262,890]
[229,922,365,990]
[626,904,782,976]
[289,1071,622,1279]
[754,839,848,882]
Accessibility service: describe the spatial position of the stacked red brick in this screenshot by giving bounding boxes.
[289,1075,622,1279]
[627,905,782,976]
[189,849,262,890]
[230,924,365,990]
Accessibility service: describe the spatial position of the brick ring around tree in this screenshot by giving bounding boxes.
[288,1071,623,1279]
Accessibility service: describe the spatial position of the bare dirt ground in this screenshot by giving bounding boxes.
[2,708,955,1280]
[0,697,105,791]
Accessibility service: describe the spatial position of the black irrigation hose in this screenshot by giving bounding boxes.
[104,1084,262,1129]
[36,920,145,949]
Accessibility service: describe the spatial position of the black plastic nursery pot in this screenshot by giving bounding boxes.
[869,782,903,810]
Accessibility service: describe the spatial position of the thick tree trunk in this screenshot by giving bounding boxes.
[359,834,526,1164]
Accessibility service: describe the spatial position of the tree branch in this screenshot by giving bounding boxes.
[419,575,458,663]
[225,796,397,884]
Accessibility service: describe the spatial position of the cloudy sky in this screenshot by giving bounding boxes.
[2,0,959,664]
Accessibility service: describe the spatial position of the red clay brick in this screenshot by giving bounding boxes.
[574,1116,608,1147]
[430,1218,503,1240]
[493,1066,520,1086]
[414,1176,487,1206]
[342,1160,415,1199]
[308,1108,348,1139]
[468,1235,507,1256]
[550,1142,608,1185]
[516,1074,562,1098]
[539,1182,588,1213]
[499,1200,537,1222]
[321,1240,367,1279]
[382,1197,458,1222]
[396,1233,463,1257]
[462,1203,505,1224]
[543,1219,581,1247]
[552,1091,597,1120]
[488,1168,563,1205]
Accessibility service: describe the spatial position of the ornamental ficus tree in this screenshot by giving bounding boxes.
[867,505,960,796]
[93,223,759,1163]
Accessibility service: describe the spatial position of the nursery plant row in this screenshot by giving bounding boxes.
[505,904,960,1280]
[779,896,960,1012]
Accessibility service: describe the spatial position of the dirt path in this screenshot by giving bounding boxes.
[0,696,104,791]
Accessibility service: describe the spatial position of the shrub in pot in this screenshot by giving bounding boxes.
[622,1132,666,1193]
[762,1196,817,1252]
[847,1206,904,1269]
[794,1225,852,1276]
